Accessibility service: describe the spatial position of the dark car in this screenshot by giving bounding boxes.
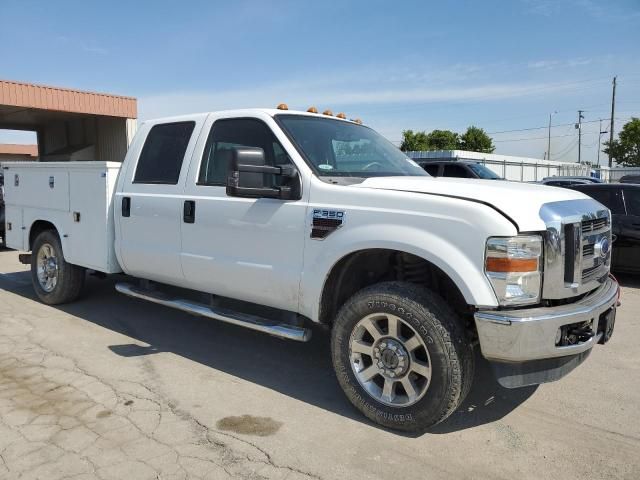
[417,161,502,179]
[620,175,640,184]
[568,183,640,273]
[540,176,603,187]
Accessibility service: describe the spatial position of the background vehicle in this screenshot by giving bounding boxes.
[1,108,619,432]
[540,176,603,187]
[620,175,640,184]
[417,160,502,179]
[567,183,640,273]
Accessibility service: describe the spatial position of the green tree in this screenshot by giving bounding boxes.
[604,117,640,167]
[426,130,459,150]
[400,130,429,151]
[459,126,495,153]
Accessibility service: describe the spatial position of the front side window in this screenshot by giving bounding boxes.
[276,115,427,179]
[198,118,291,186]
[134,122,195,184]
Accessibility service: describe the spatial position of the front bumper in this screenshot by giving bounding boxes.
[474,276,619,363]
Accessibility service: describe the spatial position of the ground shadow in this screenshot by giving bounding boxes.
[0,270,537,435]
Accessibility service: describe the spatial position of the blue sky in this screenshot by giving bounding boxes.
[1,0,639,164]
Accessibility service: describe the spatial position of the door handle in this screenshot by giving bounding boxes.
[183,200,196,223]
[122,197,131,217]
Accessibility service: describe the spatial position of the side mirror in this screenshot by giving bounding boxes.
[226,147,300,200]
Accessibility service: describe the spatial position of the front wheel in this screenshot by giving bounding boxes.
[31,230,85,305]
[331,282,474,432]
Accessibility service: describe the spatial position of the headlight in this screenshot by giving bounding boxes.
[485,235,542,306]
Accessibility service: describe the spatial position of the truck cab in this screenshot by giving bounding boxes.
[2,107,620,432]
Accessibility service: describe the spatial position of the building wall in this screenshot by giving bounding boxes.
[40,116,137,162]
[0,153,37,162]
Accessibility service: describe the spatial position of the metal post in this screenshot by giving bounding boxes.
[609,76,617,168]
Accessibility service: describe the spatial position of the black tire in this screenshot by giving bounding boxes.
[331,281,474,432]
[31,230,85,305]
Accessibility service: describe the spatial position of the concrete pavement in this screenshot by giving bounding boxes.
[0,248,638,479]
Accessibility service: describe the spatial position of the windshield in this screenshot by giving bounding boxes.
[466,163,501,179]
[276,115,428,178]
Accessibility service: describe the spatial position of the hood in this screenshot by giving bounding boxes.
[355,176,589,232]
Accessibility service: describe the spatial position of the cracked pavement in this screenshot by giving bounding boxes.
[0,249,639,479]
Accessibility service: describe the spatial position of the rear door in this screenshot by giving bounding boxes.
[116,118,205,284]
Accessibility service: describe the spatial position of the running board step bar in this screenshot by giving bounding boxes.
[115,282,311,342]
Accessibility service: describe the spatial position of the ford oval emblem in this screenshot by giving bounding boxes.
[595,237,610,259]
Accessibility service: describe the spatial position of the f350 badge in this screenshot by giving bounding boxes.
[311,209,345,240]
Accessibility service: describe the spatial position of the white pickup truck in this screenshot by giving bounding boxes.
[2,107,619,431]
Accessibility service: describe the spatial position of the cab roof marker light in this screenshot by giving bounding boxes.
[307,106,318,113]
[336,112,346,119]
[277,103,289,110]
[322,109,333,116]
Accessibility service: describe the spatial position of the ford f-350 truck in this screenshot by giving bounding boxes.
[1,107,619,431]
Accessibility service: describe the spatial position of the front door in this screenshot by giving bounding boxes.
[180,115,307,312]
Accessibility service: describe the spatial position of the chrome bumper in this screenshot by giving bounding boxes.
[474,277,619,362]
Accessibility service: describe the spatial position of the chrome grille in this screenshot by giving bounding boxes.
[541,199,611,300]
[581,217,608,233]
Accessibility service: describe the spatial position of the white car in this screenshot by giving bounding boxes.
[1,107,619,431]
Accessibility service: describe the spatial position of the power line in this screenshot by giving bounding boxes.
[493,131,602,143]
[488,118,610,135]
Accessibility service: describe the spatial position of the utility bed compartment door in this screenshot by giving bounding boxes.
[5,170,70,211]
[3,206,25,250]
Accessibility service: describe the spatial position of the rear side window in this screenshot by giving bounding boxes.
[624,189,640,216]
[134,122,195,184]
[579,187,626,215]
[443,164,470,178]
[423,164,439,176]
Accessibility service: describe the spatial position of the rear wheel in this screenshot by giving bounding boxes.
[331,282,474,432]
[31,230,85,304]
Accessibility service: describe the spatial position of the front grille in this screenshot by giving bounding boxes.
[583,244,595,257]
[582,217,608,233]
[582,264,605,281]
[562,216,610,286]
[542,200,612,299]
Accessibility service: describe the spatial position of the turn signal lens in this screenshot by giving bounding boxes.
[485,257,539,273]
[277,103,289,110]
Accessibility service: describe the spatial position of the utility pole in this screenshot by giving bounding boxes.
[576,110,584,163]
[547,111,557,160]
[597,119,608,167]
[608,76,617,168]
